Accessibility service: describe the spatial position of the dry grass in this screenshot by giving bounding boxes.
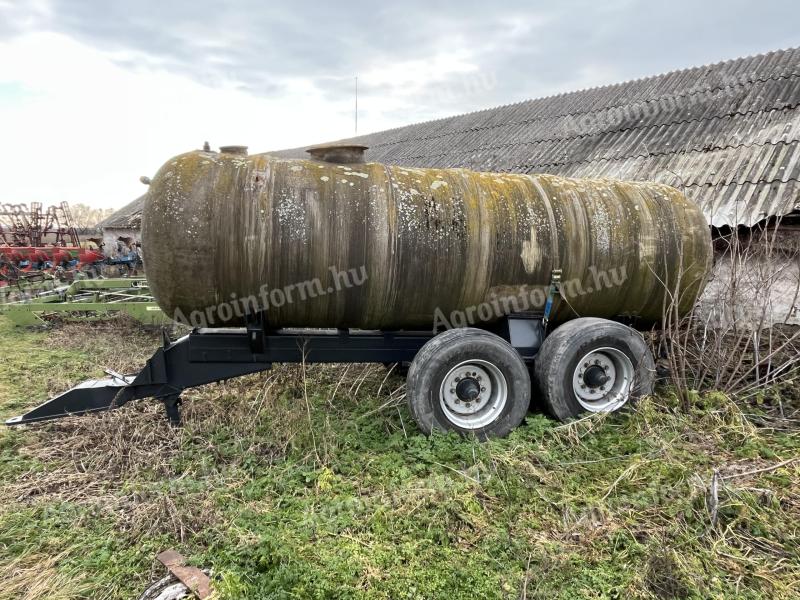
[0,551,93,600]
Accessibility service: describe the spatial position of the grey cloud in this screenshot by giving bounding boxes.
[2,0,799,130]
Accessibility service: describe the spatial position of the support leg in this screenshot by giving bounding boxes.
[162,395,182,427]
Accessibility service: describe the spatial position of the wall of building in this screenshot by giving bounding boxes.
[101,227,140,258]
[696,228,800,328]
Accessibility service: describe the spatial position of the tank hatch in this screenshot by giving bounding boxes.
[306,144,368,164]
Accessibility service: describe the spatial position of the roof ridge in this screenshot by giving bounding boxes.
[298,46,799,151]
[97,193,147,228]
[378,104,800,164]
[363,71,800,151]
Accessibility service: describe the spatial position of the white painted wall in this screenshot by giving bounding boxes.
[101,227,140,258]
[697,251,800,328]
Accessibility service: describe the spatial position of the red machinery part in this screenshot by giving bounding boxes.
[50,248,72,265]
[29,249,50,263]
[2,246,36,261]
[78,248,104,264]
[1,246,84,263]
[1,247,30,262]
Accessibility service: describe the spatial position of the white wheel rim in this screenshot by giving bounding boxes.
[439,359,508,430]
[571,347,634,413]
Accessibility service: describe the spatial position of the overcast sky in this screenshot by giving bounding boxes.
[1,0,798,209]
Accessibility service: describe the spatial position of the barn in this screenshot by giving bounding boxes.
[276,47,800,228]
[97,193,145,258]
[275,46,800,326]
[104,47,800,324]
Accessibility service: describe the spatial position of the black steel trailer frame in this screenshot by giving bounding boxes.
[5,271,565,428]
[4,313,546,427]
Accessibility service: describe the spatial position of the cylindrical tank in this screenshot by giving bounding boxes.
[142,147,712,329]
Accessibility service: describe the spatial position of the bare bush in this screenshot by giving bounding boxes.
[657,215,800,409]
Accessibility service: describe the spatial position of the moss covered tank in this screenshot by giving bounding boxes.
[142,146,711,329]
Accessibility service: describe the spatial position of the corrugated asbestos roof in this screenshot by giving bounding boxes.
[98,194,146,229]
[275,47,800,227]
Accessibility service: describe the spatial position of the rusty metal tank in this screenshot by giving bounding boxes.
[142,145,712,329]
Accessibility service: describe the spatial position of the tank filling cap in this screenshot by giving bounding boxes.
[307,144,368,164]
[219,145,248,155]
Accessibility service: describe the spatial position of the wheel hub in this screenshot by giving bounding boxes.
[571,348,634,412]
[455,377,481,401]
[583,364,610,388]
[440,360,508,429]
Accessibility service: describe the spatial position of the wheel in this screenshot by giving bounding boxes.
[406,328,531,439]
[533,317,655,422]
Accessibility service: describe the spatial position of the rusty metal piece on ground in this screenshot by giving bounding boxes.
[156,549,212,599]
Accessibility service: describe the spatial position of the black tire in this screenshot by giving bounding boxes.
[533,317,655,422]
[406,328,531,439]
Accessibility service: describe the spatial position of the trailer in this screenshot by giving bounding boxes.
[4,276,656,438]
[3,144,711,437]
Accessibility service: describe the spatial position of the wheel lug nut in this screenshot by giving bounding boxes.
[481,387,486,392]
[584,362,589,368]
[450,388,455,394]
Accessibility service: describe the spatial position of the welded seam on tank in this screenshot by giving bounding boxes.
[380,160,402,319]
[524,175,560,275]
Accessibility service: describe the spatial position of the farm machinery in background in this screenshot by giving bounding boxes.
[0,278,168,327]
[0,201,104,284]
[0,202,156,326]
[0,201,107,289]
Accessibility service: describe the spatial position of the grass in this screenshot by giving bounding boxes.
[0,315,798,599]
